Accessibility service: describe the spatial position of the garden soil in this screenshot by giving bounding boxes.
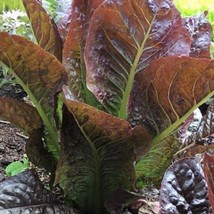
[0,83,27,181]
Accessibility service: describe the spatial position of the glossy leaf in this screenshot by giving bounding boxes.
[196,99,214,142]
[182,100,214,157]
[22,0,63,61]
[54,0,72,23]
[62,0,87,101]
[0,32,67,158]
[132,57,213,183]
[85,0,191,118]
[160,158,211,214]
[57,4,72,42]
[183,12,212,59]
[0,170,73,213]
[203,153,214,212]
[63,0,104,107]
[129,56,214,143]
[55,96,149,213]
[0,97,42,133]
[176,109,201,146]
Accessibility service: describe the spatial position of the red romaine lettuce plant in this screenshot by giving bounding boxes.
[0,0,213,213]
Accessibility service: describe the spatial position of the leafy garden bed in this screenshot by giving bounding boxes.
[0,0,213,213]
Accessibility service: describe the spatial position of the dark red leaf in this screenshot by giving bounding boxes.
[0,97,42,133]
[203,153,214,212]
[0,170,72,213]
[179,100,214,157]
[85,0,191,117]
[54,89,151,212]
[57,5,72,42]
[129,57,214,138]
[62,0,104,103]
[183,12,212,59]
[160,158,211,214]
[23,0,63,61]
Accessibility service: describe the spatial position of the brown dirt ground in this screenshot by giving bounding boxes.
[0,119,26,181]
[0,83,50,184]
[0,82,28,181]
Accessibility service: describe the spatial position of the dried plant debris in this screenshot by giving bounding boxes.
[160,158,211,214]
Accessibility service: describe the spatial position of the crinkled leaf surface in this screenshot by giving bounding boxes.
[131,57,214,184]
[57,4,72,42]
[55,94,150,213]
[0,97,42,133]
[23,0,63,61]
[54,0,72,23]
[85,0,191,118]
[0,170,73,214]
[0,32,67,158]
[183,12,212,59]
[184,101,214,156]
[203,153,214,212]
[129,56,214,142]
[63,0,104,107]
[196,100,214,143]
[62,0,87,101]
[135,133,180,187]
[160,158,211,214]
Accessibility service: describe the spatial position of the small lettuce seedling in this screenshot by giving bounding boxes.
[5,157,30,176]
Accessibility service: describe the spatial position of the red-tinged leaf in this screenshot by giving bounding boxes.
[55,89,151,213]
[22,0,63,61]
[196,100,214,142]
[139,201,160,214]
[0,32,67,158]
[62,0,87,101]
[136,101,213,187]
[85,0,191,118]
[184,144,214,157]
[0,170,73,213]
[0,98,42,133]
[57,5,72,42]
[160,158,211,214]
[63,0,104,106]
[203,153,214,212]
[129,57,214,142]
[183,12,212,59]
[183,101,214,156]
[0,98,56,172]
[25,128,57,173]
